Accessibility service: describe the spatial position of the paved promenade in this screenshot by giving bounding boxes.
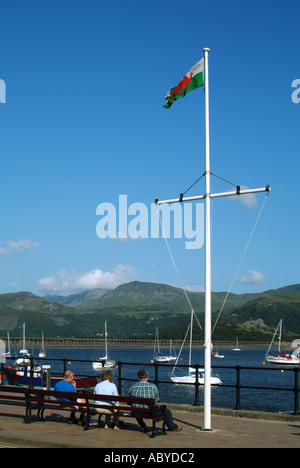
[0,404,299,449]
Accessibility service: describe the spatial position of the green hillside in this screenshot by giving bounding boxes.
[0,282,299,340]
[0,291,84,338]
[225,294,300,333]
[0,291,81,315]
[77,281,266,312]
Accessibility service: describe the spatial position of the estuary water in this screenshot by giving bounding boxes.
[19,346,299,415]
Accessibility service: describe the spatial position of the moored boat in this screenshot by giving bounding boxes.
[266,353,300,365]
[232,338,241,352]
[265,320,300,365]
[4,365,97,389]
[212,351,224,359]
[170,370,222,386]
[92,322,115,370]
[151,328,173,364]
[39,332,46,358]
[169,309,223,386]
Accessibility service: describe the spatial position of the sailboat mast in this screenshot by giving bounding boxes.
[23,323,25,351]
[105,321,108,358]
[278,319,282,353]
[203,47,212,431]
[188,308,193,370]
[157,327,161,354]
[7,332,10,356]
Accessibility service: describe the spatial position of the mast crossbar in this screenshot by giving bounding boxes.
[155,185,270,206]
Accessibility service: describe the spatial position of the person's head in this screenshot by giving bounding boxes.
[64,370,75,382]
[137,369,149,381]
[101,369,114,382]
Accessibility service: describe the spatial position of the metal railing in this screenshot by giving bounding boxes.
[1,357,299,415]
[116,361,300,415]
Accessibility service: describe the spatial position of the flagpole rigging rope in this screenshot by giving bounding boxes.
[210,172,237,188]
[182,173,205,197]
[155,184,269,347]
[206,192,269,348]
[171,323,191,375]
[155,205,200,328]
[182,171,238,198]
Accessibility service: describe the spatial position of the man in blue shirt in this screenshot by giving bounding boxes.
[128,369,182,433]
[54,370,81,424]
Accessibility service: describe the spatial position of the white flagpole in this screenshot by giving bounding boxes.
[155,48,270,432]
[203,47,212,431]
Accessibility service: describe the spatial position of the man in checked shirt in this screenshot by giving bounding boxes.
[128,369,183,433]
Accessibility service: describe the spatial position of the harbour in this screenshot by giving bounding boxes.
[1,345,300,448]
[2,346,300,415]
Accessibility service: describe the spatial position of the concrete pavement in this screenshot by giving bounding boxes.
[0,403,299,449]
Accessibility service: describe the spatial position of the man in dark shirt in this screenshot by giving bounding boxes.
[128,369,182,433]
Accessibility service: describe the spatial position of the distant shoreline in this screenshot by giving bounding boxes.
[1,337,293,350]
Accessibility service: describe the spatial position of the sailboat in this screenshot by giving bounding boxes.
[232,338,241,352]
[151,327,171,364]
[92,322,115,370]
[4,325,96,388]
[169,309,223,386]
[166,340,177,362]
[16,323,30,364]
[3,332,16,357]
[39,332,46,358]
[266,320,299,365]
[9,323,44,383]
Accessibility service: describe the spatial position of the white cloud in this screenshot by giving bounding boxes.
[8,239,40,252]
[184,285,205,293]
[238,270,265,285]
[38,264,137,294]
[0,239,40,255]
[113,232,144,243]
[233,186,258,210]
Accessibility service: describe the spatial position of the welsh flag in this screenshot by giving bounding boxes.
[164,58,204,108]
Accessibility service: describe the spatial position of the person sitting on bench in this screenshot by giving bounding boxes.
[94,369,120,430]
[54,370,83,425]
[128,369,182,433]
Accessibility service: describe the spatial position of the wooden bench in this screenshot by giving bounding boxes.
[82,393,167,437]
[0,385,166,438]
[0,385,28,413]
[0,385,86,425]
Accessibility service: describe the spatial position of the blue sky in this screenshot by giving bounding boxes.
[0,0,299,297]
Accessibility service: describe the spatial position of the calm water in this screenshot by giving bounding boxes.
[10,346,299,414]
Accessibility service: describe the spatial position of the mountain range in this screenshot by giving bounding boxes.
[0,281,299,341]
